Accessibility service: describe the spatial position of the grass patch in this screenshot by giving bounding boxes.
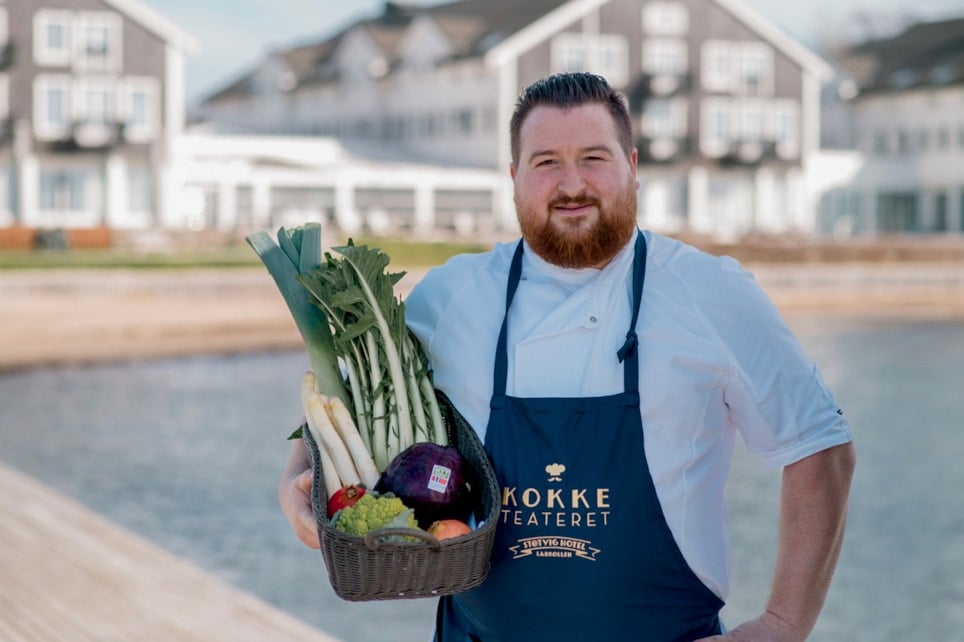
[0,237,494,270]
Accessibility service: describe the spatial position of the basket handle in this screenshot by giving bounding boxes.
[363,527,442,552]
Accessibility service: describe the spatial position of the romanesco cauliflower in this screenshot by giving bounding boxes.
[331,493,417,536]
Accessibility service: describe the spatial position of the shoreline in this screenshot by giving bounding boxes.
[3,263,963,373]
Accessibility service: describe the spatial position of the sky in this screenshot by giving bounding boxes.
[142,0,964,106]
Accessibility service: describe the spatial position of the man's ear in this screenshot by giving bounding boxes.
[509,163,517,180]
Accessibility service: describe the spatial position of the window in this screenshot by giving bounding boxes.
[738,43,772,96]
[121,77,159,142]
[75,78,114,125]
[34,10,73,67]
[551,33,629,87]
[934,192,948,232]
[700,98,733,156]
[128,166,154,214]
[75,12,122,72]
[642,2,689,36]
[553,34,587,73]
[702,41,773,95]
[770,100,799,158]
[873,129,890,155]
[642,39,688,76]
[876,192,919,232]
[701,41,733,93]
[917,128,929,153]
[896,128,910,155]
[740,100,764,141]
[33,75,72,139]
[596,35,629,87]
[39,169,90,213]
[642,98,687,139]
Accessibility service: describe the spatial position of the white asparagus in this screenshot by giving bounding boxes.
[325,396,381,487]
[301,372,360,488]
[314,430,342,499]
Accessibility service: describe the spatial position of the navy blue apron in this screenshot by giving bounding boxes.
[436,232,723,641]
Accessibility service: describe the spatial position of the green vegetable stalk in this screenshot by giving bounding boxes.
[246,224,447,471]
[246,224,350,408]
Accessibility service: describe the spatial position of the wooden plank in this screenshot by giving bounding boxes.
[0,463,341,642]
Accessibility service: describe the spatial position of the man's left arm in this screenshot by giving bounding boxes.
[699,441,856,641]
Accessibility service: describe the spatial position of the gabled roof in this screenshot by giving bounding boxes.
[203,0,833,105]
[840,17,964,95]
[102,0,198,53]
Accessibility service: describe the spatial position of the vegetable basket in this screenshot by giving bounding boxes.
[303,391,500,601]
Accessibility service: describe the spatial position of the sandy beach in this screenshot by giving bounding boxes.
[3,261,963,373]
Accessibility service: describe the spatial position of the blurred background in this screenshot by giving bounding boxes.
[1,0,963,639]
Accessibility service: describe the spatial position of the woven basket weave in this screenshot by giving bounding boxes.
[304,391,499,601]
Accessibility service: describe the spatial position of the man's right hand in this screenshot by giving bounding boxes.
[279,438,320,549]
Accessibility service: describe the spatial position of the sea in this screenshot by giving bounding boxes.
[1,314,962,641]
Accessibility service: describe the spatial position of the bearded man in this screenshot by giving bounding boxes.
[279,72,855,642]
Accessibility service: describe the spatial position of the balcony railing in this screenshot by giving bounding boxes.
[637,135,690,163]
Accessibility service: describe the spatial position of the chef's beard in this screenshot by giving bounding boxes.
[517,180,638,269]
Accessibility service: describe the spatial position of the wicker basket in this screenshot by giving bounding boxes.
[303,391,499,601]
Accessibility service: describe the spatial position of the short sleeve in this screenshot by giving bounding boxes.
[699,259,852,468]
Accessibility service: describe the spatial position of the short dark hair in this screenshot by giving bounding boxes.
[509,72,633,165]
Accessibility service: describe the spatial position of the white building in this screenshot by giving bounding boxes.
[0,0,197,233]
[820,16,964,236]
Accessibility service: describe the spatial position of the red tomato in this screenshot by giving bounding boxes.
[326,484,366,516]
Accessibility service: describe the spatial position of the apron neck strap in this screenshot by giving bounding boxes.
[493,231,648,397]
[493,240,525,396]
[617,231,647,393]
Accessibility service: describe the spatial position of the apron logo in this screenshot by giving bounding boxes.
[545,463,565,482]
[509,536,601,561]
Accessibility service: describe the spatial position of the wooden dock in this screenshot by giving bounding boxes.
[0,463,340,642]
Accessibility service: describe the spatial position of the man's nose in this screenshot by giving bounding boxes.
[557,163,587,197]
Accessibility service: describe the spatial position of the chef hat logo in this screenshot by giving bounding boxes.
[545,463,566,482]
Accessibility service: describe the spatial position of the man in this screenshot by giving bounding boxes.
[280,72,855,641]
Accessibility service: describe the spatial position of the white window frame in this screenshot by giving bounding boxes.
[74,12,123,73]
[738,42,773,96]
[642,2,690,36]
[33,74,72,140]
[38,167,96,218]
[641,97,688,140]
[701,40,734,93]
[551,33,629,87]
[700,98,735,157]
[120,77,160,142]
[642,39,688,76]
[594,34,629,87]
[127,165,154,215]
[552,34,588,73]
[73,77,115,125]
[769,100,800,158]
[34,10,73,67]
[739,99,765,141]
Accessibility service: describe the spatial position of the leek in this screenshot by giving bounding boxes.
[246,224,350,408]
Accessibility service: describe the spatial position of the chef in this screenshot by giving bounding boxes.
[280,72,855,642]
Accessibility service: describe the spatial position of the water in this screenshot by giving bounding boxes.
[1,317,963,641]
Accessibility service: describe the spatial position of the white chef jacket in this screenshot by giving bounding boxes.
[404,229,853,600]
